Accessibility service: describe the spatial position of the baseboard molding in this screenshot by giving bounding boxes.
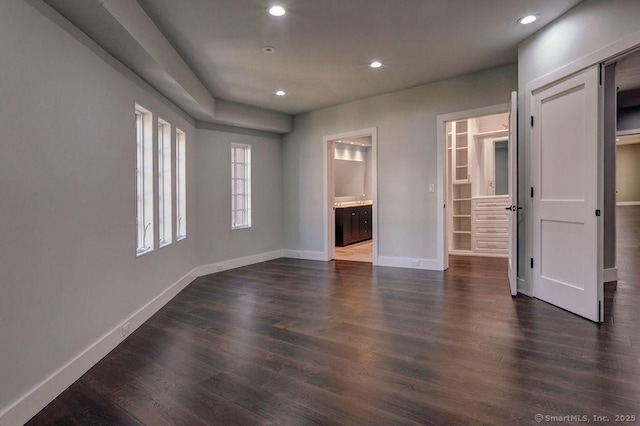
[193,250,284,276]
[281,249,327,261]
[604,267,618,283]
[617,201,640,206]
[377,256,443,271]
[0,268,197,426]
[0,249,284,426]
[517,277,530,296]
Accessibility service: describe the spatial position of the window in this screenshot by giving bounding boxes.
[135,105,154,255]
[176,129,187,240]
[158,119,172,247]
[231,143,251,229]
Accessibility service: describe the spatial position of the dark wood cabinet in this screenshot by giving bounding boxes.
[335,205,372,247]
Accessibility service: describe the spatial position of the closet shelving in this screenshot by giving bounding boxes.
[448,120,472,252]
[447,113,511,257]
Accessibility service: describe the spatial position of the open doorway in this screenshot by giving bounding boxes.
[443,108,512,259]
[611,50,640,287]
[323,128,378,264]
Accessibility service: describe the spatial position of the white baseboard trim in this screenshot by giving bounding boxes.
[517,277,530,296]
[282,249,327,261]
[0,249,285,426]
[604,267,618,283]
[377,256,443,271]
[617,201,640,206]
[0,268,197,426]
[193,250,284,276]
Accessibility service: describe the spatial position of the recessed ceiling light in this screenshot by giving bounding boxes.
[268,5,286,17]
[275,90,286,96]
[262,46,276,53]
[370,61,383,68]
[518,15,538,25]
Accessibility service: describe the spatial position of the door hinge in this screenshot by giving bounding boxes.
[530,187,534,198]
[595,209,601,217]
[531,116,534,127]
[530,258,534,268]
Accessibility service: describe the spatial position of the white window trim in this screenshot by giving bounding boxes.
[176,129,187,241]
[231,143,251,230]
[158,118,173,248]
[135,104,154,256]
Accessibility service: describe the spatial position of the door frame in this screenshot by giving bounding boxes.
[530,66,603,322]
[523,38,640,317]
[322,127,378,263]
[437,103,510,271]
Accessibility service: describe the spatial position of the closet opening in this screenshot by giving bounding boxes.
[445,109,512,261]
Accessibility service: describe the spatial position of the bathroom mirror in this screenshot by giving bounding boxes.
[335,159,366,197]
[477,137,509,196]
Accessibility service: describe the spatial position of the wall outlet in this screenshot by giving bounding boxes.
[428,184,435,193]
[121,322,131,337]
[411,259,420,267]
[216,264,224,271]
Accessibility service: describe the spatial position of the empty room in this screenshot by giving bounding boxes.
[1,0,640,424]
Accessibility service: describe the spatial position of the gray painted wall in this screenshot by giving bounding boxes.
[0,0,283,418]
[282,64,517,259]
[0,0,197,411]
[617,143,640,202]
[518,0,640,287]
[196,128,283,263]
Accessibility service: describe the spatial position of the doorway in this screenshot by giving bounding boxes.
[438,102,517,285]
[611,50,640,286]
[323,128,378,264]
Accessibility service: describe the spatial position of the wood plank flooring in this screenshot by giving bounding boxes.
[334,240,372,263]
[27,207,640,425]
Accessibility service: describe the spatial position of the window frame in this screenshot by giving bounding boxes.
[176,129,187,241]
[157,118,173,248]
[135,105,154,256]
[231,143,252,230]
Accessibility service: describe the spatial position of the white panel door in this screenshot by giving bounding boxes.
[508,91,518,296]
[531,66,602,322]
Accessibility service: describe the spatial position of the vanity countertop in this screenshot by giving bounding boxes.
[334,200,373,208]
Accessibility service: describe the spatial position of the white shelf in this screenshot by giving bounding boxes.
[453,214,471,218]
[453,198,472,201]
[453,231,471,234]
[474,129,509,137]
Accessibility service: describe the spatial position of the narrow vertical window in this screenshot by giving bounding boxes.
[135,105,154,255]
[158,119,172,247]
[176,129,187,240]
[231,143,251,229]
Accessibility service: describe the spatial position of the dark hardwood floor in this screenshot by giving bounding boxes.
[27,207,640,425]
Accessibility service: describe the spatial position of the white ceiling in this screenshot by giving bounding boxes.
[42,0,584,120]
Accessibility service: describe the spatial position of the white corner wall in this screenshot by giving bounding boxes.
[282,64,517,263]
